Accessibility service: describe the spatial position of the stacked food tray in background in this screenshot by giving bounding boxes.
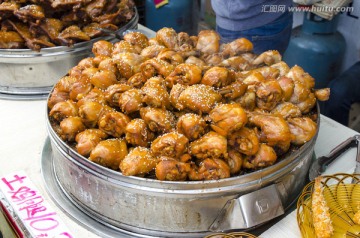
[0,0,138,99]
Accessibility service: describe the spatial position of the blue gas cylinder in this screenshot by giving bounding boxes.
[283,13,346,89]
[145,0,195,34]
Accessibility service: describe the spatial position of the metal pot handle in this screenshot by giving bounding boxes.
[208,184,285,231]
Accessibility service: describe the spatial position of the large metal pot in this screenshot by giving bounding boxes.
[0,10,138,99]
[45,105,319,237]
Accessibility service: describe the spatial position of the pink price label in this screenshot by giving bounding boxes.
[0,171,75,238]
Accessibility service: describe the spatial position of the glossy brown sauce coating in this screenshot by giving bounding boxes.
[48,28,328,181]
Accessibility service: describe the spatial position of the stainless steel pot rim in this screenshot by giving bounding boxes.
[0,85,52,95]
[0,88,49,100]
[48,125,316,194]
[0,7,139,58]
[46,102,320,191]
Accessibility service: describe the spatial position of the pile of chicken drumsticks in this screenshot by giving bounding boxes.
[48,27,329,181]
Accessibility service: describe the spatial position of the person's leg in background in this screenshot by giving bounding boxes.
[216,11,293,55]
[320,61,360,126]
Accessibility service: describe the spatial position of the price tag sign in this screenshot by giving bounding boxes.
[0,171,75,238]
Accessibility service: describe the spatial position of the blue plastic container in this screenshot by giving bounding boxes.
[145,0,195,34]
[283,13,346,89]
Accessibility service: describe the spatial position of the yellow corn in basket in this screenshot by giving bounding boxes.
[297,173,360,238]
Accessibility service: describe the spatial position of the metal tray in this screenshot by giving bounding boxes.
[0,8,139,100]
[41,137,308,238]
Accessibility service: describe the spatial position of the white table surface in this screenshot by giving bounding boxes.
[0,26,359,238]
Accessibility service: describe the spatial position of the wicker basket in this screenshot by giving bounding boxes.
[297,173,360,238]
[204,232,258,238]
